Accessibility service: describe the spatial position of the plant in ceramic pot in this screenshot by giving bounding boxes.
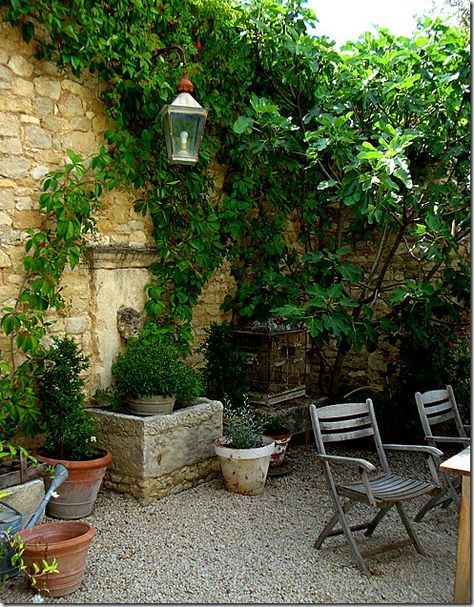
[261,416,293,468]
[34,336,112,519]
[214,395,274,495]
[111,324,203,416]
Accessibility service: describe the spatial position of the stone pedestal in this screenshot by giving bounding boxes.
[255,395,329,441]
[88,398,223,502]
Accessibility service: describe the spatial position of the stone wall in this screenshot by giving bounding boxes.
[0,17,233,393]
[1,15,462,402]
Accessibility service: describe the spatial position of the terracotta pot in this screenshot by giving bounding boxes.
[35,449,112,520]
[127,394,175,416]
[19,521,96,597]
[213,436,274,495]
[267,431,292,467]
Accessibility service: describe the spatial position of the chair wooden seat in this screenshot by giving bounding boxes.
[310,400,444,576]
[340,473,436,504]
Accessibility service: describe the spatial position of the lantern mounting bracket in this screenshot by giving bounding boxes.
[155,45,188,69]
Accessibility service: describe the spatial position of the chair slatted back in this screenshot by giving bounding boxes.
[310,399,390,473]
[415,385,466,443]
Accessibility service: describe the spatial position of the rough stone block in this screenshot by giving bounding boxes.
[8,55,34,78]
[34,76,61,100]
[0,157,30,179]
[89,398,223,499]
[0,65,12,89]
[2,478,45,526]
[0,113,20,137]
[59,94,84,117]
[1,137,22,155]
[12,78,34,98]
[25,125,52,149]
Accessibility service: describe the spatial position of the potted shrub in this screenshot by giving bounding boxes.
[111,324,203,416]
[213,395,274,495]
[261,416,293,468]
[34,336,112,520]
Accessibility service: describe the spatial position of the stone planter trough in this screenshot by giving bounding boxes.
[88,398,223,502]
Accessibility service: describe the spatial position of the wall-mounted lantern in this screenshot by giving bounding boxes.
[158,46,208,166]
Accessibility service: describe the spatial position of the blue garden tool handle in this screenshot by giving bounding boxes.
[25,464,69,528]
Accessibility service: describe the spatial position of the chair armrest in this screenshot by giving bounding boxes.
[383,444,444,458]
[383,443,444,486]
[318,454,378,506]
[317,454,377,473]
[428,436,470,446]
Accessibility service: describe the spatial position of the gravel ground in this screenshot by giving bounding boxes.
[2,443,458,604]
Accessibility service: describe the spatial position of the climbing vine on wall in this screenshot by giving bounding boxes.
[0,148,109,439]
[0,0,470,399]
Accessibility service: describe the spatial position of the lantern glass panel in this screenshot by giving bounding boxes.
[161,106,207,165]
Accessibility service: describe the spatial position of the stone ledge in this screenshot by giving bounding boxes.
[254,395,329,435]
[83,245,157,269]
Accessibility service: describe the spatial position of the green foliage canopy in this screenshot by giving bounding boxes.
[0,0,470,401]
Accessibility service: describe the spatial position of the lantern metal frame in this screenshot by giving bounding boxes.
[157,45,208,166]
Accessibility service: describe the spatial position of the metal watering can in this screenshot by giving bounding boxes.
[0,464,69,578]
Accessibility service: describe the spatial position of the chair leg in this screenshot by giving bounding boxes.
[415,491,450,522]
[314,500,356,549]
[396,503,426,556]
[365,503,393,537]
[316,499,371,576]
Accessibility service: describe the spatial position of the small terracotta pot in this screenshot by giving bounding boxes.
[35,448,112,520]
[19,521,96,597]
[267,432,292,467]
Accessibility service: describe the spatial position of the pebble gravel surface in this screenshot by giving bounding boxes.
[2,444,458,604]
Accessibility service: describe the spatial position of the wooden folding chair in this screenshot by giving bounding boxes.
[414,385,470,521]
[309,400,443,576]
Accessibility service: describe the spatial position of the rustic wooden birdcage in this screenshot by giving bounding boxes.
[233,320,307,405]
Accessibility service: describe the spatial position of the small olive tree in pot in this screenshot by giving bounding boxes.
[111,324,203,416]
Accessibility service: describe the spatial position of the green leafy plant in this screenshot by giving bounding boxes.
[35,337,97,461]
[199,322,247,407]
[111,324,203,402]
[261,416,290,436]
[222,394,264,449]
[0,150,107,446]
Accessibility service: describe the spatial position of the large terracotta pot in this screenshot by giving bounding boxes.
[19,521,96,597]
[35,448,112,520]
[213,436,274,496]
